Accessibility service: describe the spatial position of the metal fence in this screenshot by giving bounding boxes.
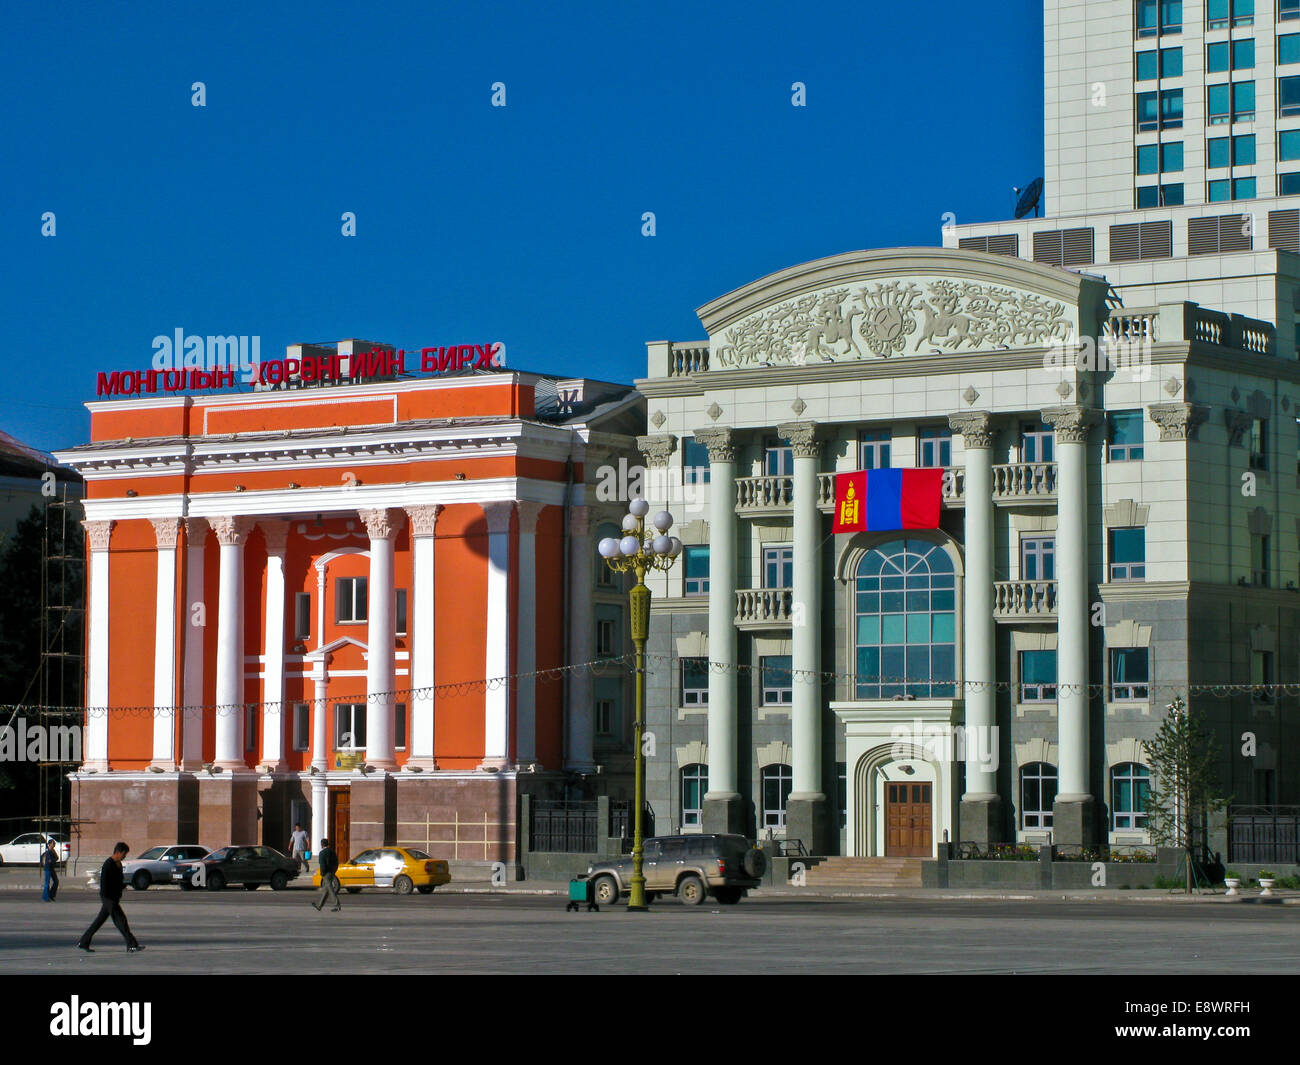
[1228,806,1300,864]
[529,799,646,853]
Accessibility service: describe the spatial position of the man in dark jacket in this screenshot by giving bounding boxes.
[313,838,341,912]
[41,838,60,901]
[76,842,143,952]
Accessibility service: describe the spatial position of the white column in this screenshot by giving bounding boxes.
[180,519,207,770]
[310,660,328,852]
[82,520,114,771]
[1043,406,1099,809]
[779,421,824,800]
[566,505,597,772]
[695,427,739,818]
[950,412,999,809]
[211,516,253,770]
[259,520,290,770]
[515,501,544,765]
[149,518,181,769]
[359,508,403,771]
[405,505,442,770]
[481,501,515,769]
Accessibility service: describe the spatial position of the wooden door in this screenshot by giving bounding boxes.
[885,782,933,857]
[329,789,351,862]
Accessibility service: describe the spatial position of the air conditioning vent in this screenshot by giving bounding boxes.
[958,234,1020,257]
[1110,220,1172,261]
[1269,209,1300,253]
[1189,213,1253,255]
[1033,228,1094,267]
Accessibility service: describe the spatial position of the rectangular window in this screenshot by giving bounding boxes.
[294,592,311,640]
[1234,80,1255,120]
[1282,34,1300,65]
[244,705,257,752]
[1109,410,1146,460]
[596,614,619,657]
[1208,136,1230,168]
[763,545,794,589]
[1162,46,1183,76]
[1109,527,1147,581]
[1161,142,1184,171]
[1234,176,1257,200]
[1208,0,1252,26]
[917,426,952,467]
[1252,534,1271,587]
[1282,172,1300,194]
[1249,417,1268,469]
[1110,648,1151,701]
[1280,129,1300,161]
[1020,422,1054,463]
[1251,649,1274,700]
[1140,0,1182,34]
[395,588,408,636]
[681,657,709,707]
[1281,75,1300,116]
[682,436,711,484]
[1207,41,1230,74]
[1137,143,1160,174]
[1137,50,1159,81]
[1234,134,1256,165]
[764,439,793,477]
[1160,182,1184,205]
[860,429,891,470]
[394,703,407,750]
[1021,536,1056,581]
[1208,83,1230,123]
[336,576,368,623]
[595,699,615,738]
[1137,185,1161,208]
[293,702,310,754]
[1284,0,1300,20]
[1138,89,1183,129]
[1208,178,1231,201]
[1233,38,1255,69]
[684,545,710,596]
[1019,650,1058,702]
[760,655,793,706]
[334,704,365,750]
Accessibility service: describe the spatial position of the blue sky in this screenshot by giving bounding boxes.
[3,1,1042,452]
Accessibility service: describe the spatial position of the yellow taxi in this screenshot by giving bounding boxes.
[313,846,451,895]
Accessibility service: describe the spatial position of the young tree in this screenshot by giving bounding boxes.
[1143,695,1228,893]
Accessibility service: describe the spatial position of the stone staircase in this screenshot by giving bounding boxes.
[797,856,924,889]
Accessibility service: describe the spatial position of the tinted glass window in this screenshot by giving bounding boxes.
[352,849,380,864]
[140,847,166,860]
[658,838,687,859]
[381,850,404,861]
[686,837,712,856]
[405,849,431,860]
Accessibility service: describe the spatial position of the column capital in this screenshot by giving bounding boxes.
[517,500,546,534]
[209,515,255,547]
[776,421,823,459]
[358,507,405,541]
[568,503,590,537]
[405,504,444,538]
[948,410,995,449]
[1148,402,1210,442]
[636,433,678,468]
[1040,406,1101,444]
[183,517,209,546]
[82,519,115,552]
[481,500,515,535]
[149,517,182,550]
[258,519,290,554]
[695,426,737,463]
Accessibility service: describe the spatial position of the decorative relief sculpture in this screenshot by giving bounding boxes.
[714,279,1074,366]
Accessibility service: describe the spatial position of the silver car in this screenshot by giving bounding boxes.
[123,845,211,890]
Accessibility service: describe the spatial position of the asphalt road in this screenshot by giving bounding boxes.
[2,885,1297,974]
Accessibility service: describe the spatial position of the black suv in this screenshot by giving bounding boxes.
[586,834,766,906]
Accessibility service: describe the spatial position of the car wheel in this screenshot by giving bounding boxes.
[270,871,288,891]
[714,887,743,905]
[742,848,767,879]
[677,874,707,906]
[592,874,619,906]
[207,870,225,891]
[132,871,151,891]
[345,887,362,894]
[416,885,434,895]
[393,875,414,895]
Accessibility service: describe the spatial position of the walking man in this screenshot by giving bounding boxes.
[313,838,340,912]
[77,842,143,953]
[289,822,310,873]
[41,838,60,901]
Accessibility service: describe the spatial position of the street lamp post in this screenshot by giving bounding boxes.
[597,498,681,912]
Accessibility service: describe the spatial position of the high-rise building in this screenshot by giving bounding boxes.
[950,0,1300,360]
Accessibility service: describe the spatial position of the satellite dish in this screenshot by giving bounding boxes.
[1014,177,1044,219]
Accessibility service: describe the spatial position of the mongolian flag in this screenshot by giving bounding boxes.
[833,468,943,533]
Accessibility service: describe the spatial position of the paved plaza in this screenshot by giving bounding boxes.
[1,883,1296,975]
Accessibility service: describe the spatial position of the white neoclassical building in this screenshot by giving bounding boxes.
[636,246,1300,859]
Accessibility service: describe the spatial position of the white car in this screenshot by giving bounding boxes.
[0,832,70,865]
[123,845,211,890]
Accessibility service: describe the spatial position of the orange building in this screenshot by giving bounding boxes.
[54,342,643,873]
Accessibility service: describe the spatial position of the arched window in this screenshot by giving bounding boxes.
[761,764,793,828]
[1111,763,1152,830]
[854,539,956,698]
[680,764,708,827]
[1020,762,1058,829]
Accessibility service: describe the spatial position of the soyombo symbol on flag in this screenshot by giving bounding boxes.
[833,468,943,533]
